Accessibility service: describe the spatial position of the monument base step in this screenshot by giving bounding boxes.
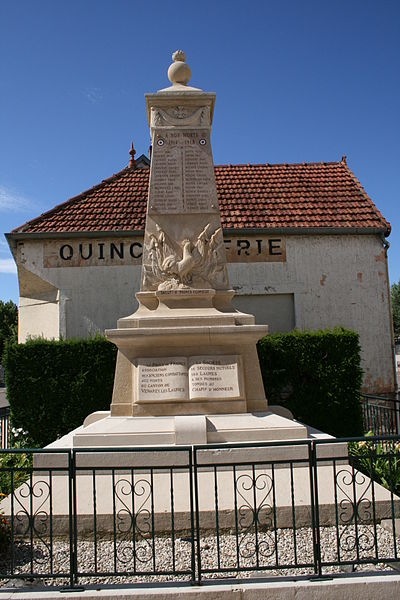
[43,410,348,466]
[67,410,308,447]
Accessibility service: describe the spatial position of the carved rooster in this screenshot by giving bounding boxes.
[162,238,196,283]
[144,223,224,289]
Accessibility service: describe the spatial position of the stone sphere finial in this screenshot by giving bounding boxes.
[168,50,191,85]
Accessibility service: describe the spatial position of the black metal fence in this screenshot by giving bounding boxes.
[0,436,399,589]
[361,394,400,435]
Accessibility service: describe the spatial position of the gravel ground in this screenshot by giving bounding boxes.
[0,524,399,588]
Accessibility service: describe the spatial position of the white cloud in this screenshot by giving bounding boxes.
[0,185,34,213]
[0,241,12,260]
[82,87,103,104]
[0,259,17,274]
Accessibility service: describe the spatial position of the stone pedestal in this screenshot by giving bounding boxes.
[106,289,268,419]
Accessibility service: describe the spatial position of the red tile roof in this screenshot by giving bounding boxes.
[11,160,390,235]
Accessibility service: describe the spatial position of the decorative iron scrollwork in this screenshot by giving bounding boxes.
[13,478,51,566]
[335,468,375,554]
[113,476,153,568]
[235,471,275,561]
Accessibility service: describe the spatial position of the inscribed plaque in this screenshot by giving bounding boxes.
[137,357,188,402]
[188,356,241,400]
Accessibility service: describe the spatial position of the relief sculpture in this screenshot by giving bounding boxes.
[143,223,227,290]
[150,106,210,129]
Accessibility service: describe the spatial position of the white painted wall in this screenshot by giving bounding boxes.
[13,233,395,393]
[228,234,394,393]
[19,296,60,341]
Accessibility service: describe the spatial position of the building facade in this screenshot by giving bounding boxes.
[6,156,396,394]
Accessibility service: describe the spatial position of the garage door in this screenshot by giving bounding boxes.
[232,294,295,333]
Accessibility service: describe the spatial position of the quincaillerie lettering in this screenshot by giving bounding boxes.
[59,241,143,261]
[223,237,283,256]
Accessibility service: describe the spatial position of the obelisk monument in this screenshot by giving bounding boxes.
[75,51,308,445]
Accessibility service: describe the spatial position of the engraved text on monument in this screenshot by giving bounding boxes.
[149,130,218,214]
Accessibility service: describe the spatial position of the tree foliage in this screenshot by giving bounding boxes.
[391,280,400,339]
[0,300,18,361]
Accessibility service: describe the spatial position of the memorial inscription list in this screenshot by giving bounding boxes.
[149,130,218,214]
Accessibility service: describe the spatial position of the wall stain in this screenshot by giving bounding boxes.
[374,251,386,263]
[362,373,394,395]
[320,274,327,286]
[357,272,363,282]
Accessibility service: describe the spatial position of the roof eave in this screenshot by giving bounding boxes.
[5,230,146,242]
[6,225,390,242]
[223,226,391,236]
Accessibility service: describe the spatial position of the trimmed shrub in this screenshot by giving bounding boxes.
[257,328,364,437]
[3,337,117,447]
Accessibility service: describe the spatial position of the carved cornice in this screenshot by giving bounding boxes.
[145,92,216,127]
[150,106,211,130]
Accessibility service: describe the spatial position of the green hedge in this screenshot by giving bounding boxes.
[3,337,117,447]
[257,328,364,437]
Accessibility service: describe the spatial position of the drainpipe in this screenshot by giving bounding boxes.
[380,233,399,430]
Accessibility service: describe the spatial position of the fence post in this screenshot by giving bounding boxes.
[0,407,10,449]
[308,441,322,577]
[61,449,85,592]
[191,446,201,585]
[67,449,75,589]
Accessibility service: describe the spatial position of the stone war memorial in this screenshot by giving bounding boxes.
[72,49,307,448]
[1,52,399,591]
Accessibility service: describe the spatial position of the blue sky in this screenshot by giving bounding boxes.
[1,0,399,303]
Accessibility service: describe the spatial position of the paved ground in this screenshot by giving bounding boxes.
[0,573,400,600]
